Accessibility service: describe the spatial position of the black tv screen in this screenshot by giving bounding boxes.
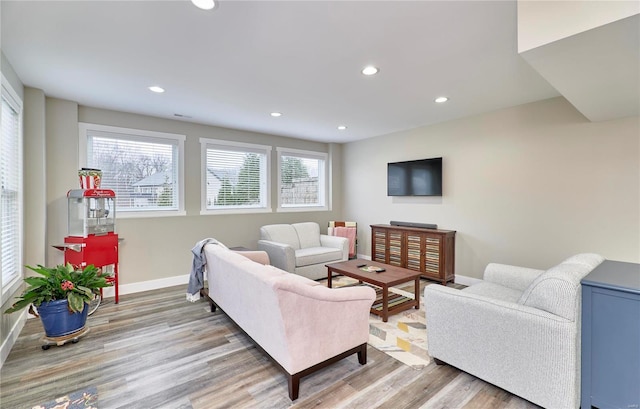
[387,157,442,196]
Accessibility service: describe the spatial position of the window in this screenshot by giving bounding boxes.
[79,123,185,217]
[1,75,23,298]
[200,138,271,214]
[277,148,328,211]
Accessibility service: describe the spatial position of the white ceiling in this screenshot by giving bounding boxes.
[0,0,610,144]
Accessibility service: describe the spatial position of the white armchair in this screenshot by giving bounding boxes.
[424,253,604,409]
[258,222,348,280]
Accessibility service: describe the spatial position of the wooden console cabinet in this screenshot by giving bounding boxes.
[370,224,456,284]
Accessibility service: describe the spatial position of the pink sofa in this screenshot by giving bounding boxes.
[202,242,376,400]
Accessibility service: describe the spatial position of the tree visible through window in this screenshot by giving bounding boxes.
[281,157,310,184]
[215,153,261,206]
[277,148,328,209]
[201,138,270,213]
[81,124,185,215]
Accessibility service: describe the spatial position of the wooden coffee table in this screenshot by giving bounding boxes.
[326,259,421,322]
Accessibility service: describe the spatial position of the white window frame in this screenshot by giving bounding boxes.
[79,123,186,218]
[0,74,24,303]
[276,147,329,212]
[200,138,272,215]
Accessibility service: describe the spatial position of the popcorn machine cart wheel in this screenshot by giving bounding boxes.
[41,327,90,350]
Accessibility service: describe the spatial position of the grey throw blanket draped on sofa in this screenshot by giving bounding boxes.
[186,238,221,302]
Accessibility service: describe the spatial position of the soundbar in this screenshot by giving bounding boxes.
[390,221,437,229]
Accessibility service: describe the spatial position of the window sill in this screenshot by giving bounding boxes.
[117,210,187,219]
[277,206,329,213]
[200,207,272,216]
[0,276,23,306]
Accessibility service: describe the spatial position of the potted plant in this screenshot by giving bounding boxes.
[4,263,112,337]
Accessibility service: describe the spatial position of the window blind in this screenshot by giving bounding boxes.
[202,139,269,211]
[86,130,180,212]
[1,93,23,289]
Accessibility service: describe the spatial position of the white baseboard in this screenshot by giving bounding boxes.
[0,310,26,369]
[101,274,190,299]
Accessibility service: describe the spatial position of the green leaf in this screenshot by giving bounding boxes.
[67,292,86,313]
[4,299,32,314]
[75,285,93,298]
[5,263,109,314]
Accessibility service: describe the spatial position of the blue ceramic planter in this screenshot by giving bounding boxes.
[38,299,88,337]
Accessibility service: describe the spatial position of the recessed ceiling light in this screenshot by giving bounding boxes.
[361,66,379,76]
[434,96,449,103]
[270,112,282,117]
[337,125,347,130]
[191,0,215,10]
[148,86,165,93]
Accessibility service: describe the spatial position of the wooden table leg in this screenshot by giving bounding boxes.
[414,277,420,309]
[327,268,333,288]
[382,286,389,322]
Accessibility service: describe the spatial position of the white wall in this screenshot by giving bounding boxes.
[23,88,46,269]
[37,102,343,287]
[517,0,639,52]
[342,97,639,279]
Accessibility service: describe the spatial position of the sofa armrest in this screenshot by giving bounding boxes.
[320,234,349,260]
[257,240,295,273]
[424,284,580,409]
[483,263,545,292]
[274,277,376,374]
[233,250,270,265]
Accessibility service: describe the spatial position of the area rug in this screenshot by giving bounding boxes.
[32,386,98,409]
[327,276,431,370]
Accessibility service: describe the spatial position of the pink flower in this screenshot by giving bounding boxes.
[61,281,74,291]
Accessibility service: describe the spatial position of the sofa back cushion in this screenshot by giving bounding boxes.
[293,222,321,249]
[260,224,301,250]
[518,253,604,320]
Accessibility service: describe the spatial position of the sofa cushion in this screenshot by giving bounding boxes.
[295,247,343,267]
[518,254,604,320]
[293,222,321,249]
[461,281,523,304]
[261,224,301,250]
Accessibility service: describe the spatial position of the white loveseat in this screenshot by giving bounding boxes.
[424,253,604,409]
[203,242,375,400]
[257,222,349,280]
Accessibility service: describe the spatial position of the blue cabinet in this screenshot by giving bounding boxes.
[581,260,640,409]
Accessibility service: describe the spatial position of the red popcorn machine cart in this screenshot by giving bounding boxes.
[56,188,119,304]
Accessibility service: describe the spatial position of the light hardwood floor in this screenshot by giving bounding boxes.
[1,283,540,409]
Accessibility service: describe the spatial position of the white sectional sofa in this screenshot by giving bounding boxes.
[424,253,604,409]
[202,242,376,400]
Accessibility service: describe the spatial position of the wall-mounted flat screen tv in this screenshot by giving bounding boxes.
[387,157,442,196]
